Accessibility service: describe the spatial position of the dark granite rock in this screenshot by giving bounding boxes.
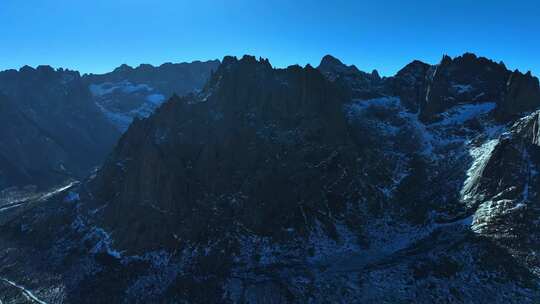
[421,53,509,121]
[83,60,220,98]
[0,67,120,191]
[387,60,431,112]
[89,55,361,253]
[1,54,540,303]
[83,60,220,131]
[317,55,383,99]
[496,71,540,121]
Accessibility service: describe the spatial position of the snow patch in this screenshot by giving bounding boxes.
[430,102,496,127]
[94,102,133,131]
[90,81,167,132]
[461,138,499,201]
[89,81,151,97]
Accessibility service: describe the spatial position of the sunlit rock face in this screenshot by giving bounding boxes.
[1,54,540,303]
[469,111,540,270]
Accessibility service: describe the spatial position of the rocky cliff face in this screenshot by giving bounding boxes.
[317,55,383,99]
[0,60,220,192]
[496,71,540,121]
[420,53,510,121]
[315,52,536,126]
[0,54,539,303]
[317,53,540,123]
[88,55,362,253]
[0,66,120,191]
[467,110,540,270]
[83,60,220,131]
[387,59,431,112]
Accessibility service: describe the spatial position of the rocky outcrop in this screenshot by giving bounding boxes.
[317,55,383,99]
[317,55,361,78]
[468,110,540,202]
[88,55,362,253]
[0,66,120,191]
[387,60,431,112]
[317,53,539,123]
[461,110,540,275]
[495,71,540,121]
[421,53,510,121]
[70,55,539,302]
[2,54,540,303]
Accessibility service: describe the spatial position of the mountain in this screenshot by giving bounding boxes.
[419,53,510,121]
[0,60,220,194]
[1,54,540,303]
[0,66,120,192]
[319,52,540,122]
[496,70,540,121]
[83,60,220,131]
[87,55,357,253]
[317,54,384,99]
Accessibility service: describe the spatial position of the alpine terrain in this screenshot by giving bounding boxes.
[0,53,539,303]
[0,60,219,199]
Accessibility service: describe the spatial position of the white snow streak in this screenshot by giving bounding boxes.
[461,139,499,201]
[0,278,47,304]
[430,102,496,127]
[0,181,78,213]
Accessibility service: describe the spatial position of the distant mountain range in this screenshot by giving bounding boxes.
[84,60,220,131]
[0,60,219,192]
[0,54,539,303]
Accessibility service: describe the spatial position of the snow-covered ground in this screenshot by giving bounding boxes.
[89,81,152,96]
[346,97,504,170]
[461,138,499,202]
[430,102,496,126]
[345,96,506,239]
[90,81,166,131]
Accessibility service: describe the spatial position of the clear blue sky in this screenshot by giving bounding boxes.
[1,0,538,76]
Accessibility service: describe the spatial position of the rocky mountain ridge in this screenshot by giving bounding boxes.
[0,53,539,303]
[0,60,220,193]
[0,66,119,191]
[83,60,220,131]
[319,52,540,122]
